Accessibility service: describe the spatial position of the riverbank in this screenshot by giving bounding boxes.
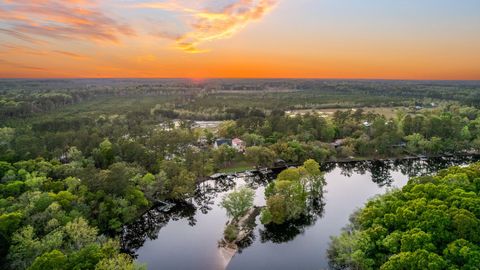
[329,151,480,163]
[207,152,480,180]
[128,155,480,270]
[218,206,262,268]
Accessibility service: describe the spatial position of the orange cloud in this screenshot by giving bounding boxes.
[0,59,46,71]
[0,28,46,45]
[0,0,134,43]
[51,50,88,59]
[0,43,88,59]
[135,0,278,53]
[0,43,47,56]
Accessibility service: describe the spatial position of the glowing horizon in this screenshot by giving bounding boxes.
[1,0,479,80]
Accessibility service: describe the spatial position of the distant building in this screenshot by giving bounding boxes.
[232,138,246,152]
[331,139,346,149]
[192,121,223,129]
[214,138,232,149]
[363,121,372,127]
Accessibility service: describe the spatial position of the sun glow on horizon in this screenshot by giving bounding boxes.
[0,0,479,80]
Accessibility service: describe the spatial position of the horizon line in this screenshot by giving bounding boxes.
[0,77,479,82]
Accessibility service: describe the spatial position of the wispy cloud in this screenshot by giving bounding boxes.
[0,43,46,56]
[0,43,89,59]
[0,59,47,71]
[0,28,46,45]
[52,50,88,59]
[0,0,134,43]
[134,0,278,53]
[0,0,278,54]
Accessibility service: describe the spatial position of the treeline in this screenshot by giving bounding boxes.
[2,79,480,122]
[214,105,480,167]
[2,103,480,169]
[0,79,203,120]
[328,162,480,269]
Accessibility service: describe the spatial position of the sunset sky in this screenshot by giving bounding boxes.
[0,0,479,79]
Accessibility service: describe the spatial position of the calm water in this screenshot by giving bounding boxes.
[122,156,479,270]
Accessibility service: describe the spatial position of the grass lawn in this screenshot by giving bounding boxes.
[218,161,255,173]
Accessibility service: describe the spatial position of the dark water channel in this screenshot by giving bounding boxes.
[122,156,480,270]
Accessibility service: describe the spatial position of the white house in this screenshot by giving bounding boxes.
[363,121,372,127]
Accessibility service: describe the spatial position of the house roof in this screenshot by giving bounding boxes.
[232,138,244,144]
[215,138,232,146]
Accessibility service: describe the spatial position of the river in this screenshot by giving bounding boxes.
[121,156,479,270]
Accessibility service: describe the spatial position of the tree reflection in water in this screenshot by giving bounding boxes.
[194,178,235,214]
[121,155,480,257]
[327,155,479,188]
[259,195,326,244]
[121,201,197,257]
[237,229,256,253]
[121,176,262,256]
[243,174,271,189]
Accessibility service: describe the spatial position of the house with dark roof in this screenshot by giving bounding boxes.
[214,138,232,149]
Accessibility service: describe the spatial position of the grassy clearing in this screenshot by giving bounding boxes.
[218,161,255,173]
[286,106,416,119]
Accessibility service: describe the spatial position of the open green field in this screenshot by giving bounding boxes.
[286,106,435,119]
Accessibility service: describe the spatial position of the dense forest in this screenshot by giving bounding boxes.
[1,79,480,269]
[2,79,480,122]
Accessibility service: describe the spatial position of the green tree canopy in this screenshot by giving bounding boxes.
[220,187,255,220]
[261,159,324,225]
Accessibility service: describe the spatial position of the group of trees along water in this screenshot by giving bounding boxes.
[220,187,255,242]
[218,159,324,242]
[328,163,480,270]
[260,160,325,225]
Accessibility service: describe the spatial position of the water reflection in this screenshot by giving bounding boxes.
[260,196,326,244]
[322,155,480,188]
[122,155,480,264]
[236,227,256,253]
[122,176,266,256]
[121,201,197,256]
[195,178,236,214]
